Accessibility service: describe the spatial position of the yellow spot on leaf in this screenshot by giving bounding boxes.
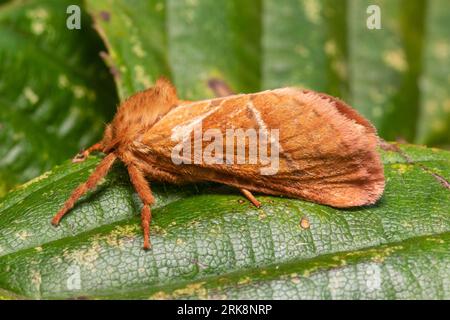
[132,42,146,58]
[258,211,267,220]
[23,87,39,104]
[150,291,171,300]
[155,1,164,11]
[16,231,31,241]
[238,277,251,285]
[17,171,51,190]
[102,224,139,247]
[433,40,449,60]
[72,85,87,99]
[58,74,69,88]
[391,163,411,174]
[32,22,45,35]
[426,237,444,244]
[370,245,403,263]
[172,282,207,299]
[134,65,152,88]
[151,225,167,236]
[325,40,337,56]
[63,241,101,270]
[26,7,49,19]
[31,270,42,291]
[26,7,49,36]
[303,0,321,24]
[332,60,347,80]
[383,49,408,72]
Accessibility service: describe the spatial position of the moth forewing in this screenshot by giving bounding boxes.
[144,87,384,208]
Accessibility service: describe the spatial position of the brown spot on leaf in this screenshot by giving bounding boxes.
[99,11,110,22]
[300,216,310,229]
[208,78,234,97]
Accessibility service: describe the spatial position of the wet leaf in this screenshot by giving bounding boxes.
[0,144,448,299]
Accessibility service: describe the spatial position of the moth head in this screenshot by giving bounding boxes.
[135,76,179,122]
[105,77,179,151]
[123,76,178,116]
[150,77,178,107]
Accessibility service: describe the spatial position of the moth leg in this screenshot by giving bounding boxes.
[128,165,155,250]
[73,142,103,163]
[239,188,261,208]
[52,153,117,226]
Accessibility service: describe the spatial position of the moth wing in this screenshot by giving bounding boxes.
[142,89,384,208]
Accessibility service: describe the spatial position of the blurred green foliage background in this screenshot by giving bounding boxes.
[0,0,449,196]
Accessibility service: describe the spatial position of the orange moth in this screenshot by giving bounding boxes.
[52,78,385,249]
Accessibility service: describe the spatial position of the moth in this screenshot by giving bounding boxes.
[52,77,385,249]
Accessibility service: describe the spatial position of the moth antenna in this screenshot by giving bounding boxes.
[128,165,155,250]
[51,153,117,226]
[72,142,104,163]
[240,188,261,208]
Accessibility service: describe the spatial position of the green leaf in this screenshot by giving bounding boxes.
[416,0,450,147]
[348,0,427,142]
[167,0,261,98]
[86,0,261,100]
[0,144,449,299]
[262,0,348,98]
[0,0,118,196]
[86,0,170,100]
